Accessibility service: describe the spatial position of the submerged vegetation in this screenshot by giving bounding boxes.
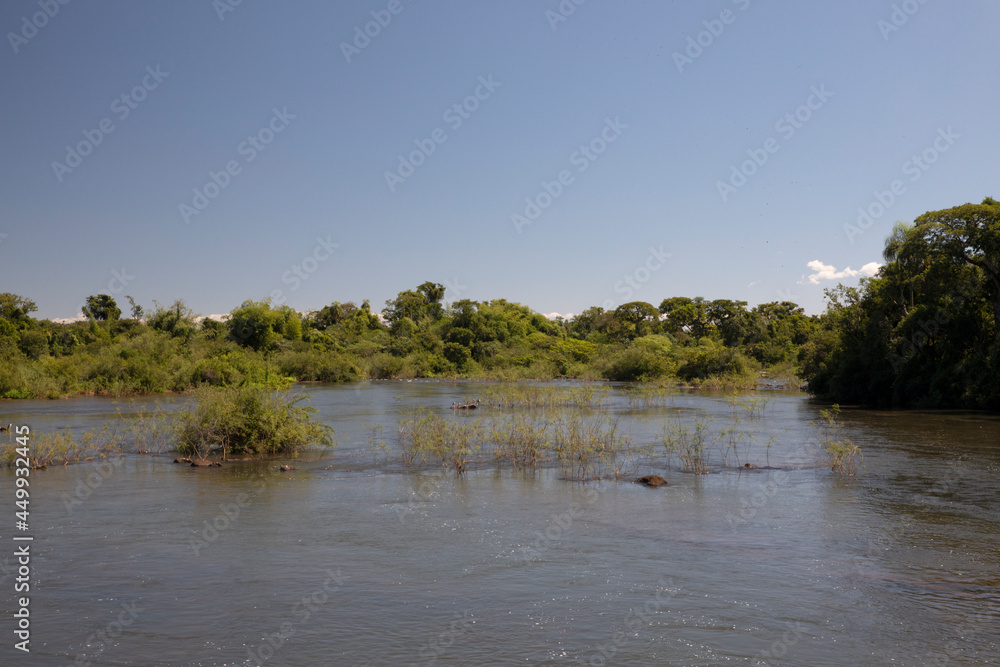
[174,386,334,460]
[0,386,333,466]
[397,407,636,480]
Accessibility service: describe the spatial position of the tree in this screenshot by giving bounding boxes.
[148,300,197,339]
[614,301,659,340]
[383,290,428,325]
[227,299,283,351]
[82,294,121,322]
[125,295,144,320]
[0,293,37,327]
[908,197,1000,332]
[706,299,752,346]
[659,297,709,338]
[417,281,445,304]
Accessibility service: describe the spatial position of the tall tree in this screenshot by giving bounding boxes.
[82,294,121,321]
[0,293,37,327]
[908,197,1000,332]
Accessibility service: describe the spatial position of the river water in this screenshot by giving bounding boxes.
[0,381,997,666]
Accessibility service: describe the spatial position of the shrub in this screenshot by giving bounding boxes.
[603,346,671,381]
[175,386,333,459]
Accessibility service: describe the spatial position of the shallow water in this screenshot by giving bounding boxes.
[0,381,998,665]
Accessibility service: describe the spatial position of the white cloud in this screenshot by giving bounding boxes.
[747,280,759,288]
[803,260,882,285]
[51,314,86,324]
[545,312,573,320]
[858,261,882,277]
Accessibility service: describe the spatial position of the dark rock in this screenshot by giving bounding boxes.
[280,465,296,471]
[636,474,667,488]
[190,459,220,467]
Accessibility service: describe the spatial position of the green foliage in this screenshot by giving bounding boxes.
[677,338,751,381]
[175,386,333,459]
[812,405,862,476]
[18,330,49,360]
[227,299,284,351]
[614,301,660,340]
[602,345,672,381]
[804,196,1000,409]
[661,418,721,474]
[443,342,471,368]
[83,294,121,322]
[0,293,37,328]
[147,300,197,341]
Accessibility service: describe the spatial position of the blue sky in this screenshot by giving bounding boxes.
[1,0,997,320]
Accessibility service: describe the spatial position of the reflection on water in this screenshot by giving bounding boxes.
[0,381,997,665]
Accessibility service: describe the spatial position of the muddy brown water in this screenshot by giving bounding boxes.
[0,381,997,665]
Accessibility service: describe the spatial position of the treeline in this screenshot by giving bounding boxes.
[803,197,999,410]
[1,197,995,409]
[0,282,813,399]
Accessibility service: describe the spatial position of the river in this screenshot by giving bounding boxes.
[0,381,997,665]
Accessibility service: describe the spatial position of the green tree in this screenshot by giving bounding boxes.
[706,299,753,346]
[443,341,471,368]
[659,297,709,338]
[82,294,121,322]
[383,290,429,325]
[614,301,659,340]
[907,197,1000,331]
[417,281,445,304]
[228,299,283,352]
[125,296,144,320]
[0,293,37,328]
[147,300,197,340]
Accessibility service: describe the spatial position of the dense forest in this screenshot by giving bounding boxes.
[1,198,996,410]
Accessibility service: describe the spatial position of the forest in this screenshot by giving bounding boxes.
[1,198,996,410]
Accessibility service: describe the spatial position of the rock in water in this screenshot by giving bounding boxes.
[636,474,667,488]
[280,465,296,472]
